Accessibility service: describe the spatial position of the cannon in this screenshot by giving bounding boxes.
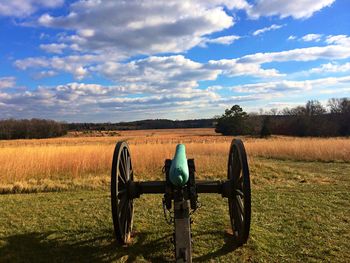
[111,139,251,262]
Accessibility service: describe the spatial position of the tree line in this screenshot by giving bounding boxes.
[215,98,350,137]
[0,119,68,140]
[68,119,214,131]
[1,97,348,139]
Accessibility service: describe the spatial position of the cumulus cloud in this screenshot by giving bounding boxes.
[301,34,323,42]
[15,54,283,92]
[18,35,350,83]
[288,35,296,41]
[0,77,16,89]
[96,55,284,92]
[247,0,335,19]
[309,62,350,74]
[33,70,58,79]
[253,24,284,36]
[0,82,273,121]
[239,35,350,63]
[201,35,240,46]
[0,81,232,121]
[208,59,283,78]
[32,0,332,60]
[0,0,63,17]
[325,34,350,45]
[40,43,67,54]
[37,1,237,57]
[232,76,350,93]
[15,54,105,80]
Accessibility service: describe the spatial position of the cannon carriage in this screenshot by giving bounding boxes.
[111,139,251,262]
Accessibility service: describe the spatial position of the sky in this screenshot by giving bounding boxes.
[0,0,349,122]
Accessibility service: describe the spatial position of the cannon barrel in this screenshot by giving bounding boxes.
[169,144,189,187]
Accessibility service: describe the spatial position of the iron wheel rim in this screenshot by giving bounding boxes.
[227,139,251,245]
[111,141,134,244]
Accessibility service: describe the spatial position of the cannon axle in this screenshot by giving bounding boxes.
[128,180,234,198]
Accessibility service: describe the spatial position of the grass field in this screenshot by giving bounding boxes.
[0,128,349,193]
[0,129,350,262]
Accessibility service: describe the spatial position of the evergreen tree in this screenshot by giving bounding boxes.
[215,105,249,135]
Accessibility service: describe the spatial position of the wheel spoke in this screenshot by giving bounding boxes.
[126,155,130,180]
[119,160,127,182]
[232,149,241,179]
[234,204,243,228]
[125,202,132,233]
[118,174,126,185]
[121,199,129,236]
[236,195,245,217]
[235,189,244,197]
[121,151,128,179]
[118,195,127,212]
[122,148,128,179]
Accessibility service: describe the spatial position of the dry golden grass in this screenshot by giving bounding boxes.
[0,128,349,193]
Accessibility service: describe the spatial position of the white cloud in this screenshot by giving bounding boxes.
[33,70,57,79]
[15,54,283,88]
[247,0,335,19]
[253,24,284,36]
[15,54,104,80]
[309,62,350,74]
[0,81,230,121]
[239,35,350,63]
[232,76,350,93]
[201,35,240,46]
[325,35,350,46]
[0,77,16,89]
[233,80,312,93]
[206,85,223,91]
[95,55,220,92]
[97,55,284,92]
[37,1,237,57]
[301,34,323,42]
[0,0,63,17]
[40,43,67,54]
[208,59,283,78]
[15,34,350,89]
[288,35,296,41]
[319,87,350,94]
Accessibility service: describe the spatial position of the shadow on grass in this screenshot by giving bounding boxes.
[0,230,173,263]
[0,230,245,262]
[193,230,244,262]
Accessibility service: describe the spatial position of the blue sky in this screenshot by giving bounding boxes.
[0,0,349,122]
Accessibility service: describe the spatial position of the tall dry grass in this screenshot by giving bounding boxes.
[245,137,350,162]
[0,129,349,193]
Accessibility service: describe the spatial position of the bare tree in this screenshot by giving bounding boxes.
[305,100,326,116]
[328,98,350,114]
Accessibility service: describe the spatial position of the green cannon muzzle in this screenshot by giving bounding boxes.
[169,144,189,187]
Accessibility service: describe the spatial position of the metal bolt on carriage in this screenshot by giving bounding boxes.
[111,139,251,262]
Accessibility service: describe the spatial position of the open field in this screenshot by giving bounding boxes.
[0,128,349,193]
[0,128,349,262]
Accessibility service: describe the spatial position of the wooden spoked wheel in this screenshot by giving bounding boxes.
[111,141,134,244]
[227,139,251,246]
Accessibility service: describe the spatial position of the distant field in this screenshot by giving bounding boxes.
[0,128,349,262]
[0,128,349,193]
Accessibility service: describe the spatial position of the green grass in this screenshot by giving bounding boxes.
[1,159,350,262]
